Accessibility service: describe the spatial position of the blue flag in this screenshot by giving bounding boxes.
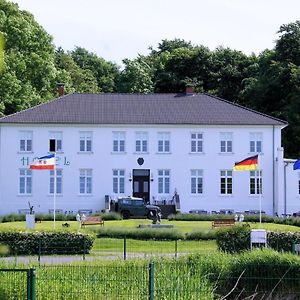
[293,159,300,170]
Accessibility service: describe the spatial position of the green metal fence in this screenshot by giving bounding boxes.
[0,268,35,300]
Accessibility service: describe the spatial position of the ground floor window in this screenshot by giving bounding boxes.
[250,170,262,194]
[50,169,62,194]
[158,169,170,194]
[113,169,125,194]
[220,170,232,194]
[191,169,203,194]
[19,169,32,194]
[79,169,92,194]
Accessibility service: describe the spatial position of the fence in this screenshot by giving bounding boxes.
[1,262,300,299]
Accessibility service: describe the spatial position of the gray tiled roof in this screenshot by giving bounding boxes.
[0,93,287,126]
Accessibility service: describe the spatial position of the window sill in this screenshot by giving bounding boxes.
[248,152,264,156]
[77,194,93,197]
[17,151,34,154]
[47,194,63,197]
[49,151,64,155]
[218,152,234,155]
[248,194,263,197]
[156,152,172,155]
[133,152,149,155]
[77,151,94,155]
[190,193,204,196]
[219,194,233,197]
[111,152,127,155]
[17,194,32,197]
[189,152,205,155]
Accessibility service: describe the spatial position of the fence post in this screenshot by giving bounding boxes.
[148,262,154,300]
[27,268,36,300]
[83,239,86,261]
[38,240,41,265]
[123,236,127,260]
[175,239,178,258]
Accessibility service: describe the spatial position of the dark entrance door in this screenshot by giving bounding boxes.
[132,169,150,203]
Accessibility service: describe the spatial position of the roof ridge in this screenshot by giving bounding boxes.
[203,92,288,125]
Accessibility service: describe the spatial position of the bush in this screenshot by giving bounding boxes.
[186,230,217,240]
[95,227,184,240]
[168,213,232,221]
[0,232,94,255]
[216,225,251,253]
[99,212,122,221]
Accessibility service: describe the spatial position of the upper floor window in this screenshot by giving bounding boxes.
[250,170,262,195]
[113,169,125,194]
[50,169,63,194]
[79,169,92,194]
[220,170,232,194]
[135,132,148,153]
[158,169,170,194]
[191,133,203,153]
[191,169,203,194]
[158,132,170,153]
[113,132,125,153]
[19,131,33,152]
[19,169,32,195]
[250,133,262,153]
[79,131,92,152]
[220,132,233,153]
[49,131,62,152]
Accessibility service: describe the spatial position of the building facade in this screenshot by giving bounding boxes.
[0,91,297,216]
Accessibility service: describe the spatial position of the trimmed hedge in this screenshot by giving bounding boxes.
[0,232,94,255]
[216,225,300,253]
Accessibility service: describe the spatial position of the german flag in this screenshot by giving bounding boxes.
[233,155,258,171]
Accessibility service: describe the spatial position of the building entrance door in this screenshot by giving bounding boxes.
[132,169,150,203]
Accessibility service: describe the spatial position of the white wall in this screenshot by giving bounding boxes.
[0,123,288,215]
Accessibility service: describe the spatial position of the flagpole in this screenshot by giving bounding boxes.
[258,153,262,224]
[53,153,56,229]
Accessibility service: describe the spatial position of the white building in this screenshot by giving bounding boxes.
[0,89,298,216]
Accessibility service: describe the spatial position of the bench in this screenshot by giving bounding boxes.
[212,219,235,229]
[81,216,104,227]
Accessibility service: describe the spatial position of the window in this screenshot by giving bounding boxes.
[250,170,262,195]
[79,169,92,194]
[113,132,125,152]
[220,170,232,194]
[50,169,62,194]
[19,169,32,194]
[191,170,203,194]
[79,132,92,152]
[191,133,203,153]
[49,131,62,152]
[158,132,170,152]
[19,131,33,152]
[220,132,233,153]
[250,133,262,153]
[158,170,170,194]
[113,169,125,194]
[135,132,148,153]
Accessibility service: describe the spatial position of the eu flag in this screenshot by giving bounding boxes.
[293,159,300,170]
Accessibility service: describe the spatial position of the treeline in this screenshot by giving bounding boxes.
[0,1,300,157]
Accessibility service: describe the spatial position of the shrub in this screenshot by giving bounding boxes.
[0,232,94,255]
[216,225,251,253]
[99,212,122,221]
[186,230,217,240]
[168,213,231,221]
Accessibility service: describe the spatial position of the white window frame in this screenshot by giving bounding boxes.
[220,132,233,153]
[191,169,203,194]
[19,169,32,195]
[158,169,170,194]
[49,131,63,152]
[250,132,262,153]
[157,132,170,153]
[250,170,262,195]
[220,170,232,195]
[135,132,148,153]
[113,169,125,194]
[79,169,92,194]
[79,131,92,152]
[50,169,63,194]
[191,132,203,153]
[19,131,33,152]
[113,132,126,153]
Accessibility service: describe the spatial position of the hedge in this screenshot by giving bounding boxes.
[0,232,94,255]
[216,225,300,253]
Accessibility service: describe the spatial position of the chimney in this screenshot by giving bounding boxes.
[57,83,65,97]
[185,85,194,95]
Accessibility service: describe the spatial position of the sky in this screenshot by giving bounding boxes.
[10,0,300,66]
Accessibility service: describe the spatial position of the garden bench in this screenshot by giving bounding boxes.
[81,216,104,227]
[212,219,235,229]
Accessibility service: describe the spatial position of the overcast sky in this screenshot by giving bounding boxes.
[10,0,300,66]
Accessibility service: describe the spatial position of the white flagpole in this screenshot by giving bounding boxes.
[53,153,56,229]
[258,154,262,224]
